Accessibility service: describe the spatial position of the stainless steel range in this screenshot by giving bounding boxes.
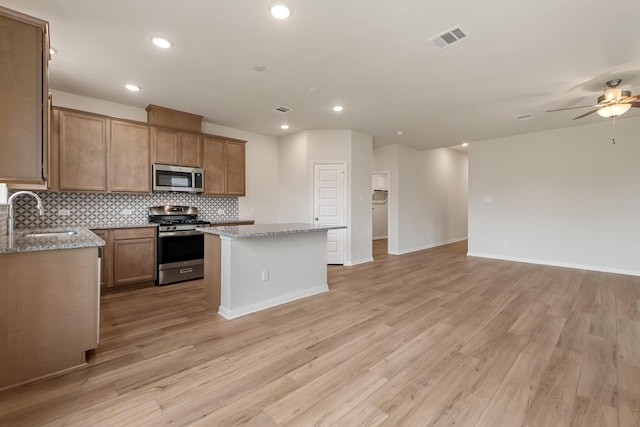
[148,206,209,285]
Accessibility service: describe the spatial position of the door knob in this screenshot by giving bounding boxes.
[314,217,319,221]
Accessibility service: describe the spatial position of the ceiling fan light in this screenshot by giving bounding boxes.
[603,88,622,101]
[597,103,632,118]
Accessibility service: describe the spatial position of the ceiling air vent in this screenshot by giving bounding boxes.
[429,26,469,49]
[271,106,292,114]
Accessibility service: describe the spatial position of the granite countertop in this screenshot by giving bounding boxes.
[0,227,105,254]
[196,222,347,238]
[206,219,255,226]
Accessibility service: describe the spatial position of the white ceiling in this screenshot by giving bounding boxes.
[4,0,640,150]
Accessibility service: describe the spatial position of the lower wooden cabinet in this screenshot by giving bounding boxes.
[92,227,157,293]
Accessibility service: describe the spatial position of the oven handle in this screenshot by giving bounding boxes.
[158,230,205,238]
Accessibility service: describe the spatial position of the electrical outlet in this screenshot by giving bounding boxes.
[121,209,133,215]
[58,209,71,216]
[262,269,269,281]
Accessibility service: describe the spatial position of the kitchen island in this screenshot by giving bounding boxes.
[198,223,346,319]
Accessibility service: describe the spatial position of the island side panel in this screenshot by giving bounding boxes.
[203,233,221,309]
[220,231,328,319]
[0,247,98,390]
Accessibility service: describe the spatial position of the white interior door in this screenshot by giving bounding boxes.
[313,163,345,265]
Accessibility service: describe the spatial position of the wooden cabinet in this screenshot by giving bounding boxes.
[0,7,49,183]
[226,140,246,195]
[0,247,99,390]
[203,136,225,194]
[151,127,203,168]
[56,108,152,193]
[203,135,246,196]
[59,110,109,191]
[110,120,151,192]
[91,229,111,288]
[179,132,203,167]
[92,227,156,293]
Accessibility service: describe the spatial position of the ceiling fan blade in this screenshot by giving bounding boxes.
[572,108,600,120]
[547,105,594,112]
[619,95,639,102]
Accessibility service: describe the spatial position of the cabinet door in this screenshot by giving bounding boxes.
[0,10,48,183]
[59,111,108,191]
[91,229,112,289]
[113,237,156,286]
[151,127,179,165]
[226,141,246,196]
[110,120,150,192]
[179,133,203,168]
[203,136,225,195]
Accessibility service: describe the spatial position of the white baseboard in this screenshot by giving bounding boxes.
[467,252,640,277]
[344,257,374,266]
[218,285,329,320]
[392,237,467,256]
[373,235,388,240]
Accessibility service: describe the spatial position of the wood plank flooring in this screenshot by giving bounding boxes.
[2,239,640,426]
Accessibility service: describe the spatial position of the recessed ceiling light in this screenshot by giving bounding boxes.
[396,130,404,136]
[253,65,267,72]
[270,4,291,20]
[125,84,141,92]
[332,105,344,112]
[49,47,57,56]
[309,87,318,93]
[462,142,469,147]
[280,124,289,130]
[152,37,172,49]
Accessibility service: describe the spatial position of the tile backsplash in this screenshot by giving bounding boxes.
[10,192,238,229]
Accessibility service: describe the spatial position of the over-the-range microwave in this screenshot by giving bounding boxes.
[153,164,204,193]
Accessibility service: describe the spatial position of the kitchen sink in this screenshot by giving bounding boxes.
[24,230,79,238]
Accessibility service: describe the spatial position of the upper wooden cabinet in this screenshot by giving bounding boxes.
[226,140,246,196]
[110,120,150,192]
[59,110,108,191]
[57,108,152,193]
[0,7,49,184]
[203,136,246,196]
[151,127,203,168]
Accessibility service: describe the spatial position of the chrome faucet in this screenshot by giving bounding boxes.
[7,191,44,236]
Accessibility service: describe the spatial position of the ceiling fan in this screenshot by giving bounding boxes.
[548,79,640,120]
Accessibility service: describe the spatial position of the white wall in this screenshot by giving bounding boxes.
[374,144,468,255]
[278,129,374,265]
[468,116,640,275]
[50,90,280,223]
[349,130,374,264]
[278,132,309,222]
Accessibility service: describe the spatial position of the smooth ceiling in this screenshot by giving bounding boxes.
[3,0,640,149]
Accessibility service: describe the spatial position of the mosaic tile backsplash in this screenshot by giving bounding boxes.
[10,192,239,229]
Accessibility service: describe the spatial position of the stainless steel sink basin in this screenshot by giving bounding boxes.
[24,230,79,238]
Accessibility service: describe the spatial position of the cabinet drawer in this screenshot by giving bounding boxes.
[113,227,156,240]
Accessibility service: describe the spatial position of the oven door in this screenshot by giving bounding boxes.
[157,230,204,285]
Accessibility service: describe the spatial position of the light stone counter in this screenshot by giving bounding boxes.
[0,227,105,254]
[197,222,346,239]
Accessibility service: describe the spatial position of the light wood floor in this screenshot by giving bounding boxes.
[2,240,640,426]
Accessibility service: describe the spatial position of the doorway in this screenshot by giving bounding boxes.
[372,171,389,258]
[313,163,346,265]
